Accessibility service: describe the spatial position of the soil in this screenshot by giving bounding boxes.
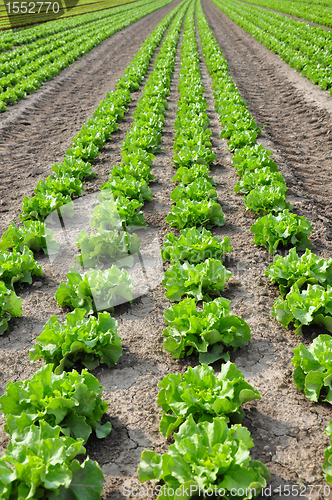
[1,1,332,499]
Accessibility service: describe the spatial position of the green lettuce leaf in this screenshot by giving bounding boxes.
[244,183,291,215]
[158,362,260,437]
[170,178,217,202]
[172,164,215,185]
[0,281,22,335]
[100,175,152,202]
[0,221,59,255]
[234,167,285,194]
[0,247,43,288]
[166,200,225,229]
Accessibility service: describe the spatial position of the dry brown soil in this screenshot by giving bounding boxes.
[1,1,332,499]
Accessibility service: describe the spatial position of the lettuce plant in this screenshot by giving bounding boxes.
[100,175,152,202]
[138,415,270,499]
[163,297,250,362]
[323,421,332,484]
[272,283,332,335]
[0,421,104,500]
[173,144,216,168]
[0,221,59,255]
[244,183,291,214]
[75,228,140,268]
[158,362,260,437]
[55,266,133,314]
[166,199,225,229]
[51,156,96,181]
[250,209,312,254]
[34,173,84,198]
[0,364,111,444]
[162,227,231,265]
[0,247,43,288]
[266,247,332,295]
[232,144,278,177]
[234,167,285,194]
[162,259,232,302]
[172,164,215,185]
[20,193,75,222]
[29,308,122,373]
[292,335,332,403]
[90,196,146,232]
[170,178,217,202]
[0,282,22,335]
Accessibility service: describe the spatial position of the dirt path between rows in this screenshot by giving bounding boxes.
[0,0,180,237]
[201,0,332,494]
[240,0,332,32]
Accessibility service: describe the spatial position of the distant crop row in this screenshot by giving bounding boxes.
[242,0,332,28]
[214,0,332,92]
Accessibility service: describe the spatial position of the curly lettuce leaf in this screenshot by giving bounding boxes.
[162,227,231,265]
[162,259,232,302]
[100,175,152,202]
[234,167,285,194]
[29,308,122,373]
[244,183,291,215]
[166,199,225,229]
[0,221,59,255]
[250,209,312,254]
[0,247,43,288]
[170,178,217,202]
[0,282,22,335]
[91,196,146,232]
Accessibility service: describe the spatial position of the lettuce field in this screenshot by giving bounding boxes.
[1,0,332,498]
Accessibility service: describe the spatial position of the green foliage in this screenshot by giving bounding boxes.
[292,335,332,403]
[51,157,96,181]
[138,415,270,499]
[55,266,133,314]
[29,308,122,373]
[158,362,260,437]
[166,199,225,229]
[162,259,232,302]
[244,183,291,214]
[0,247,43,288]
[266,247,332,295]
[162,227,231,265]
[111,149,155,182]
[163,297,250,362]
[170,178,217,202]
[100,175,152,202]
[75,228,140,268]
[0,421,104,500]
[234,167,284,194]
[272,283,332,335]
[250,209,312,254]
[0,221,59,255]
[323,421,332,484]
[20,193,75,222]
[34,174,84,198]
[172,164,215,185]
[0,282,22,335]
[232,145,278,177]
[90,196,146,232]
[0,364,111,444]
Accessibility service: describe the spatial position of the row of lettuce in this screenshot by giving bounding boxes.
[0,0,176,113]
[214,0,332,93]
[138,4,271,498]
[202,0,332,484]
[0,4,189,498]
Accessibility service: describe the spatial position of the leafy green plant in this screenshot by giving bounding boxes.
[100,175,152,202]
[173,144,216,168]
[90,196,146,232]
[166,199,225,229]
[292,335,332,402]
[0,247,43,288]
[250,209,312,254]
[112,149,155,182]
[0,221,59,255]
[157,362,260,437]
[0,363,112,444]
[29,308,122,373]
[244,183,291,214]
[162,227,231,265]
[232,145,278,177]
[34,173,84,198]
[266,247,332,295]
[172,164,215,185]
[234,167,285,194]
[162,259,232,302]
[170,178,217,202]
[138,415,270,499]
[0,282,22,335]
[20,193,75,222]
[51,157,96,181]
[0,421,104,500]
[75,228,140,268]
[272,283,332,334]
[163,297,250,362]
[323,421,332,484]
[55,266,133,314]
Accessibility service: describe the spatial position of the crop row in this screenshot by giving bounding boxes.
[0,0,137,30]
[214,0,332,92]
[0,0,176,113]
[242,0,332,28]
[0,0,156,49]
[0,3,186,498]
[199,0,332,482]
[137,3,270,498]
